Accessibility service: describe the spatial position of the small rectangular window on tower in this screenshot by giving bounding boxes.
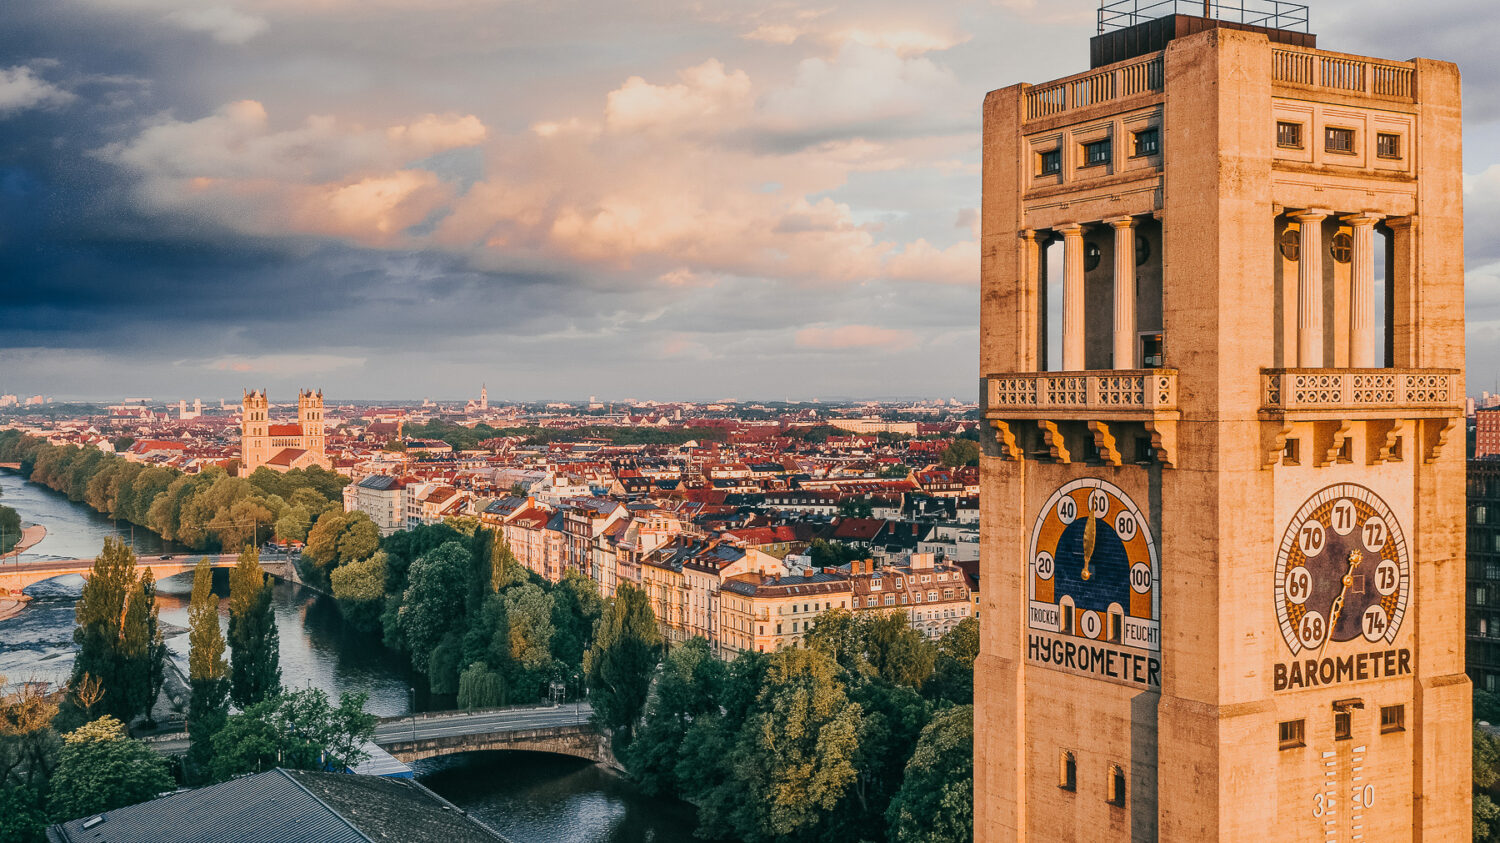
[1083,139,1111,167]
[1278,719,1305,750]
[1381,704,1406,733]
[1326,127,1356,154]
[1377,132,1402,159]
[1059,751,1077,791]
[1038,149,1061,176]
[1132,127,1159,157]
[1334,711,1353,741]
[1276,121,1303,149]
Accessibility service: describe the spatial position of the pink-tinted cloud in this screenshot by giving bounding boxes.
[795,323,918,351]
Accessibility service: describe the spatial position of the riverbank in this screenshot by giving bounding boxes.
[0,595,29,622]
[5,523,47,558]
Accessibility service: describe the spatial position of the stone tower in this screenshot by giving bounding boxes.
[298,389,325,457]
[975,5,1467,841]
[241,389,270,473]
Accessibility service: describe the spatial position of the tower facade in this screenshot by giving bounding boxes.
[241,389,271,472]
[976,8,1467,841]
[298,389,326,455]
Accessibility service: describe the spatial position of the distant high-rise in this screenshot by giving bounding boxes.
[976,1,1467,838]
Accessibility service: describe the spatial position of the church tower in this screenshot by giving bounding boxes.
[241,389,270,473]
[298,389,326,458]
[975,4,1467,840]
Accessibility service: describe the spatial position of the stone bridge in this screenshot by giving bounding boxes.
[373,704,617,769]
[0,554,299,596]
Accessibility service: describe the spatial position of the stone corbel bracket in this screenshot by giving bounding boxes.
[1424,417,1456,465]
[1370,418,1408,464]
[990,420,1023,461]
[1037,420,1071,464]
[1316,420,1353,467]
[1087,421,1122,467]
[1262,423,1294,469]
[1145,420,1175,468]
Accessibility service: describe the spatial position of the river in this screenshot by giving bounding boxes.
[0,471,706,842]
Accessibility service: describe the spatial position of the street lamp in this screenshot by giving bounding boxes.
[407,687,417,744]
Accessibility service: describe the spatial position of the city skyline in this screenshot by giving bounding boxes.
[3,0,1499,401]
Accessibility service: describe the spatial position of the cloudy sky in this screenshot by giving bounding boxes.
[1,0,1497,402]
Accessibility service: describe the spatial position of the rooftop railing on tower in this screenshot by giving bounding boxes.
[1097,0,1309,34]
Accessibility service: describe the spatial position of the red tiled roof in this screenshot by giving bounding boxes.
[266,447,307,467]
[268,423,302,436]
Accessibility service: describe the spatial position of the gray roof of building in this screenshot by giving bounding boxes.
[358,475,399,491]
[47,768,508,843]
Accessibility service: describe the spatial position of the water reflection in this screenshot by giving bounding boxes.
[416,752,712,843]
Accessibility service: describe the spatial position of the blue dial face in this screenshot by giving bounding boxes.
[1029,479,1159,650]
[1274,484,1409,656]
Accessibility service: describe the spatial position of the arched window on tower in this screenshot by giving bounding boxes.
[1107,764,1126,807]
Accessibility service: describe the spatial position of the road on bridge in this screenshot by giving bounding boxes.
[144,702,595,757]
[375,702,594,746]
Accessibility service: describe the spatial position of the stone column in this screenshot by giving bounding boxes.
[1021,229,1041,370]
[1058,223,1085,370]
[1291,209,1330,367]
[1108,217,1137,369]
[1343,213,1383,368]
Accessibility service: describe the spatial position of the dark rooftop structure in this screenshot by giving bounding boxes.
[47,768,509,843]
[1091,0,1314,67]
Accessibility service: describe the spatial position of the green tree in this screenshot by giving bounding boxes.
[939,439,981,468]
[624,637,723,797]
[209,689,376,781]
[928,617,978,704]
[330,551,388,633]
[47,717,172,822]
[134,568,168,726]
[585,582,663,745]
[0,505,20,556]
[0,675,62,822]
[398,541,471,675]
[505,584,556,676]
[444,514,481,536]
[551,569,604,671]
[186,558,229,782]
[457,663,504,710]
[1478,723,1500,842]
[806,609,937,689]
[885,705,973,843]
[0,781,48,843]
[736,647,863,840]
[304,510,380,584]
[228,547,280,708]
[70,538,158,723]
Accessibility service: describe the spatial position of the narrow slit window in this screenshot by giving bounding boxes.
[1059,751,1077,790]
[1107,765,1126,806]
[1334,711,1352,741]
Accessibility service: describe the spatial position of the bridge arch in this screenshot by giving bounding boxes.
[0,557,297,598]
[378,724,618,770]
